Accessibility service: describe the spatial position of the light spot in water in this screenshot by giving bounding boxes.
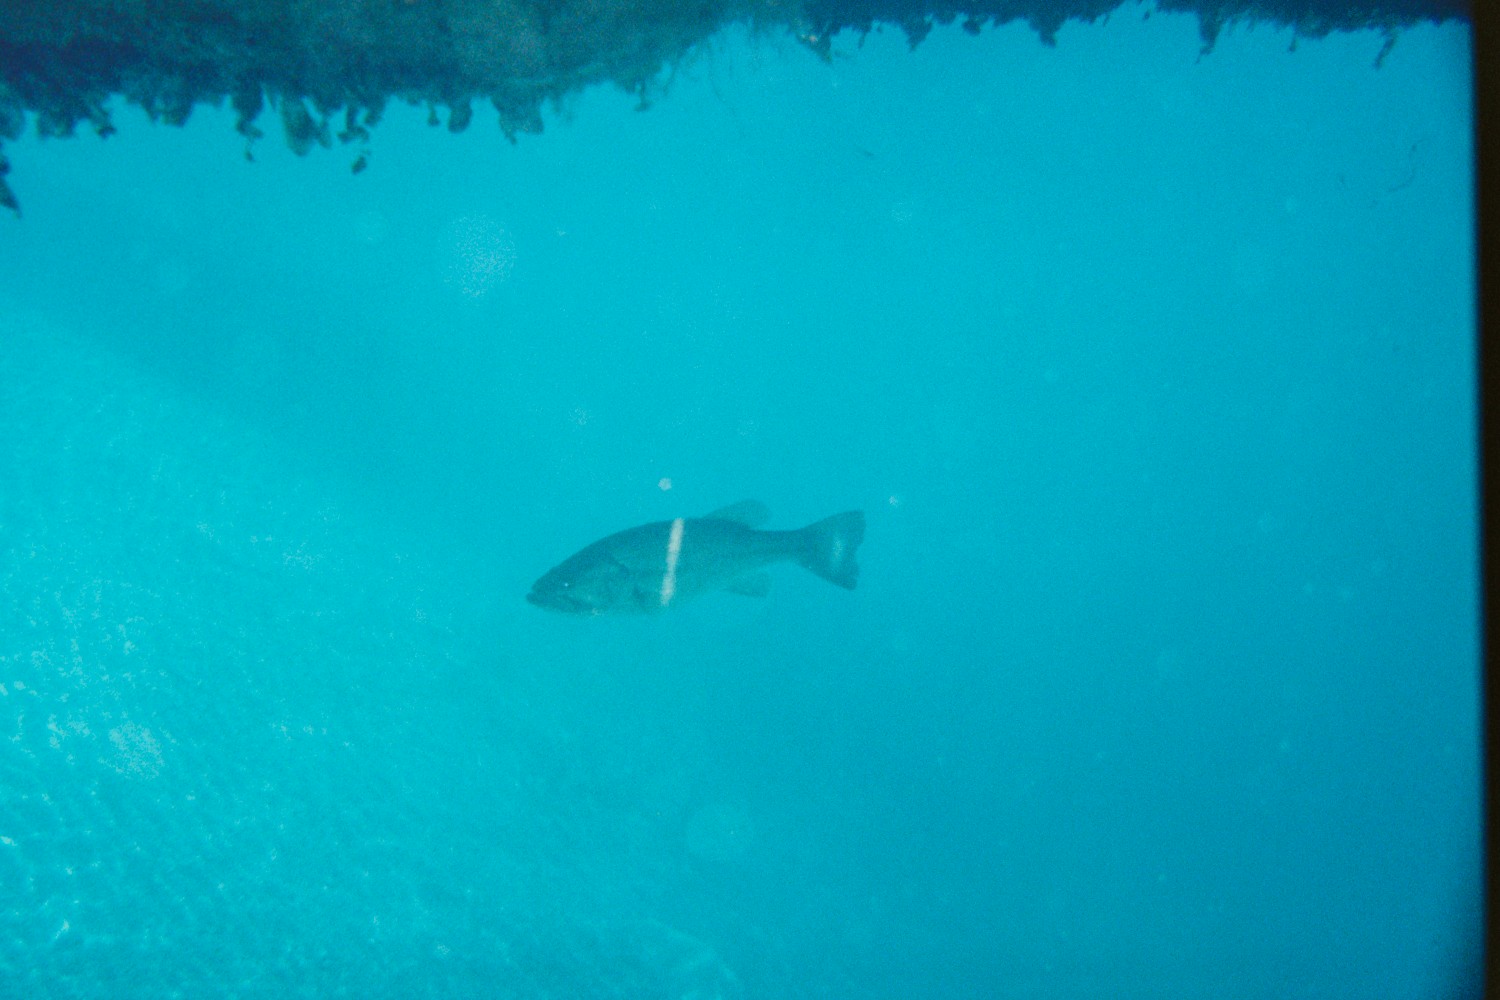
[439,216,516,298]
[685,801,753,863]
[107,721,164,778]
[353,210,388,244]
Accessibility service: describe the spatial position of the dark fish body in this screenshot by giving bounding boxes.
[526,501,865,615]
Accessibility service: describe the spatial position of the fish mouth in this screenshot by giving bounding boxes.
[526,589,588,613]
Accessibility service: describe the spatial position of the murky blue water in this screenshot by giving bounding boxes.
[0,15,1479,999]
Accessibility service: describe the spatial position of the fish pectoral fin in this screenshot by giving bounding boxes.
[702,500,770,528]
[723,572,772,598]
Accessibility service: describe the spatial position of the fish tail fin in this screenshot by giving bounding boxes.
[797,511,865,590]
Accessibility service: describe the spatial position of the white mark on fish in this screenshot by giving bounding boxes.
[660,518,685,607]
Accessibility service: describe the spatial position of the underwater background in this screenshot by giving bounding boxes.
[0,12,1479,1000]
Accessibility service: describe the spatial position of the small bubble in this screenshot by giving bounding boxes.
[440,216,516,298]
[354,210,388,244]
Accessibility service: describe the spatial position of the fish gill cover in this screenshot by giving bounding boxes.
[0,0,1471,214]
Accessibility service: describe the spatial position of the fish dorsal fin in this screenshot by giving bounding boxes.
[702,500,770,528]
[723,572,772,598]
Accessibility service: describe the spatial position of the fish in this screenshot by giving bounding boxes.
[526,501,866,615]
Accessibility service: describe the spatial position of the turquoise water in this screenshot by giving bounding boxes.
[0,15,1479,999]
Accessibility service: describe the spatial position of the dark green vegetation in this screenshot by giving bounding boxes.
[0,0,1469,213]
